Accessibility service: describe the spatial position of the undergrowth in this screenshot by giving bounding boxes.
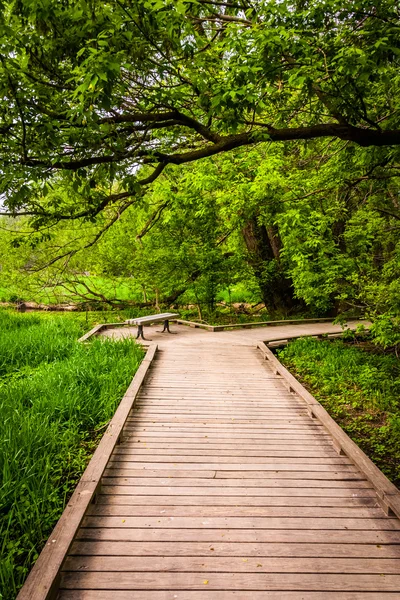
[0,309,144,598]
[278,337,400,487]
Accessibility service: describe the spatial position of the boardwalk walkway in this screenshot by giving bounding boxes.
[57,321,400,598]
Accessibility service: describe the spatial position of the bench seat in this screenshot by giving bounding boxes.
[125,312,179,326]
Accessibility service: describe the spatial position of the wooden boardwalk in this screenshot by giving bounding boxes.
[56,334,400,599]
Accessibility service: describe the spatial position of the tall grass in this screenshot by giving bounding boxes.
[0,314,82,376]
[0,310,144,598]
[278,337,400,486]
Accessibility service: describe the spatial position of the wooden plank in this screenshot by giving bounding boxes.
[109,458,354,466]
[74,527,400,544]
[214,471,364,479]
[58,591,400,600]
[101,474,371,487]
[132,405,307,411]
[109,454,353,464]
[16,344,158,600]
[86,505,389,519]
[124,426,329,433]
[120,442,337,451]
[114,448,341,458]
[133,405,304,411]
[105,462,359,471]
[137,384,285,389]
[123,436,334,446]
[129,417,314,425]
[130,411,310,417]
[62,555,400,574]
[103,469,218,479]
[124,432,331,440]
[81,515,400,530]
[60,572,400,591]
[125,420,326,427]
[97,496,378,508]
[69,540,399,558]
[132,408,306,414]
[127,417,317,424]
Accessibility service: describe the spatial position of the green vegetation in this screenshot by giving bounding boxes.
[278,337,400,487]
[0,310,144,599]
[0,0,400,594]
[0,0,398,341]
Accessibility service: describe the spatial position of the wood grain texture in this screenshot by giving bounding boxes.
[62,555,400,574]
[74,527,400,544]
[58,592,400,600]
[60,572,400,591]
[68,540,399,558]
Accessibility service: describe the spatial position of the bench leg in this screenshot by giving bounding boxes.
[136,324,150,341]
[158,319,176,334]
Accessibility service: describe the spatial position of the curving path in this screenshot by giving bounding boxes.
[56,320,400,598]
[100,319,367,348]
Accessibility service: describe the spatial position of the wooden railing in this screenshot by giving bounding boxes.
[257,341,400,520]
[17,344,158,600]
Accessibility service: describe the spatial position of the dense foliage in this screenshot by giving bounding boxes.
[278,336,400,486]
[0,0,399,339]
[0,310,144,599]
[0,0,399,223]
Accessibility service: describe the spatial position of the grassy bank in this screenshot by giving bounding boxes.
[277,337,400,487]
[0,310,144,598]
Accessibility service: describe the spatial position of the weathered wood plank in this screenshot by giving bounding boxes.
[86,505,388,519]
[60,572,400,591]
[123,436,335,446]
[103,469,218,479]
[101,478,375,488]
[57,591,400,600]
[96,495,378,507]
[213,471,366,479]
[63,555,400,574]
[69,540,398,558]
[124,424,328,431]
[81,515,400,530]
[113,448,341,458]
[105,462,359,471]
[74,527,400,544]
[124,432,332,440]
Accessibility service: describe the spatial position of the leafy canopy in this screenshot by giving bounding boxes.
[0,0,399,222]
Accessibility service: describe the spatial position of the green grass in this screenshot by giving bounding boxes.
[277,337,400,487]
[0,310,144,598]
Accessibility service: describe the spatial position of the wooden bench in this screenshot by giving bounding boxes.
[125,312,179,340]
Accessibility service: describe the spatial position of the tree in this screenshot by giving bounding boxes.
[0,0,399,229]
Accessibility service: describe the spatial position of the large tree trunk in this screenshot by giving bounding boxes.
[242,217,298,312]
